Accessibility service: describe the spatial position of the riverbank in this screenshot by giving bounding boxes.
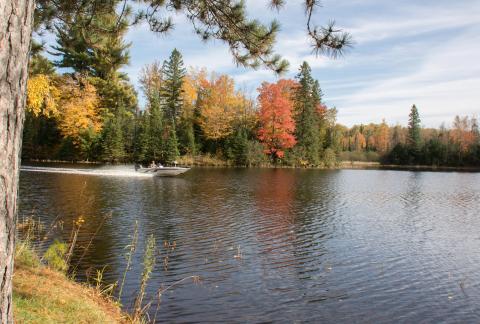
[22,158,480,172]
[339,161,480,172]
[13,245,130,323]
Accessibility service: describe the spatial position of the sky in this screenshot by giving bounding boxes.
[48,0,480,127]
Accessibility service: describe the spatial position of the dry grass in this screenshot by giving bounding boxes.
[13,250,131,324]
[177,154,231,167]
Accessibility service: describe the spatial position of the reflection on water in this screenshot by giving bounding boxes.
[19,166,480,323]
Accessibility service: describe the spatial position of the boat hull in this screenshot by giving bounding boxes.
[136,167,190,177]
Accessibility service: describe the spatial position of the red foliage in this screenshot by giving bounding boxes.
[257,79,297,160]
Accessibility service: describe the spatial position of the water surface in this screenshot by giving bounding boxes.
[19,166,480,323]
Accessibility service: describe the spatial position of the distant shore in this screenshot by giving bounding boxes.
[339,161,480,172]
[21,159,480,172]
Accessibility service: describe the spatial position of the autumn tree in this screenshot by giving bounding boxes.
[198,74,240,142]
[376,119,390,154]
[257,80,297,162]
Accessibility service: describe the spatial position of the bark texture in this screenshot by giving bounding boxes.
[0,0,34,322]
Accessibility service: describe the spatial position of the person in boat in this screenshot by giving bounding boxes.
[149,161,156,168]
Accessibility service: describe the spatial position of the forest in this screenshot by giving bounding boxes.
[24,11,480,168]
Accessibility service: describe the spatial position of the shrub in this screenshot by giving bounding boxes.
[43,240,68,272]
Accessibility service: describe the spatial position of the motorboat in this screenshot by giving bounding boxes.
[135,164,190,177]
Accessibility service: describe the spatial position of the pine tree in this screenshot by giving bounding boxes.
[178,117,196,155]
[52,11,130,80]
[163,123,180,164]
[148,98,164,162]
[294,62,321,165]
[161,49,186,123]
[407,104,422,150]
[226,126,249,166]
[102,115,126,162]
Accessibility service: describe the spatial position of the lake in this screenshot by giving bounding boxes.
[18,166,480,323]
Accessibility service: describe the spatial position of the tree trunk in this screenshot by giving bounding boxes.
[0,0,34,322]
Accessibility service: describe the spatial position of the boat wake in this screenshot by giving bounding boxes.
[20,166,153,178]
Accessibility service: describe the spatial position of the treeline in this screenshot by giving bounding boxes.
[337,106,480,167]
[23,7,479,167]
[24,9,137,162]
[24,12,340,167]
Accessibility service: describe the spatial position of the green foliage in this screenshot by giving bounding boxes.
[161,49,186,122]
[226,127,250,166]
[177,117,196,155]
[408,104,422,151]
[43,240,68,272]
[322,148,337,168]
[293,62,322,165]
[16,242,41,269]
[29,54,56,76]
[101,115,126,162]
[52,9,130,80]
[163,124,180,164]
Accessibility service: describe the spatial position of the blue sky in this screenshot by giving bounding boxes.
[48,0,480,127]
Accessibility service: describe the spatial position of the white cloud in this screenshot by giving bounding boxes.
[335,28,480,126]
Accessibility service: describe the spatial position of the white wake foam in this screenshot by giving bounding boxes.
[20,166,153,178]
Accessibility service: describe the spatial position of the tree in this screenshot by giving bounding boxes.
[257,80,297,162]
[407,104,422,151]
[52,9,130,80]
[101,114,126,162]
[26,74,59,118]
[163,124,180,164]
[293,62,321,165]
[161,49,186,122]
[2,0,351,319]
[139,62,165,162]
[0,1,35,319]
[55,76,102,145]
[198,74,241,141]
[376,119,390,154]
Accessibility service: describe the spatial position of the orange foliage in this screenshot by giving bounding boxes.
[198,74,243,140]
[451,116,476,152]
[257,80,297,159]
[376,120,390,153]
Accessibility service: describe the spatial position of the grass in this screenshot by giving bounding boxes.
[13,243,130,324]
[177,154,231,167]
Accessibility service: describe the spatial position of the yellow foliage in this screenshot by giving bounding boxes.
[199,74,245,140]
[56,77,103,143]
[27,75,103,144]
[27,74,60,118]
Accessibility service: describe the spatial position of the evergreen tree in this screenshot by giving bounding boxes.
[52,11,130,80]
[226,126,249,166]
[161,49,186,122]
[53,8,136,162]
[148,99,164,162]
[102,115,126,162]
[407,104,422,156]
[293,62,321,165]
[178,117,196,155]
[163,123,180,164]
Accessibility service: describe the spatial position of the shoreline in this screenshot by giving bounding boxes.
[21,159,480,172]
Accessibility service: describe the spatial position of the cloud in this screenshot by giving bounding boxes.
[334,28,480,127]
[39,0,480,127]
